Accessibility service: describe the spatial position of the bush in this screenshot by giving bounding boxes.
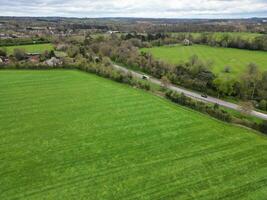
[259,100,267,111]
[260,121,267,134]
[0,48,7,57]
[224,66,231,73]
[13,48,26,61]
[165,90,232,122]
[135,81,150,91]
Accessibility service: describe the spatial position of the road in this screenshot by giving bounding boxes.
[113,64,267,121]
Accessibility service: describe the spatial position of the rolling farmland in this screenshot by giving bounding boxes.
[4,43,54,55]
[0,70,267,199]
[141,45,267,77]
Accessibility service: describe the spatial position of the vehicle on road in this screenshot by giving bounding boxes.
[201,94,208,98]
[142,75,149,80]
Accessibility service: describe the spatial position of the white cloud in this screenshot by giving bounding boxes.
[0,0,266,18]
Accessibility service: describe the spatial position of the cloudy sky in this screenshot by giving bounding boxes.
[0,0,266,18]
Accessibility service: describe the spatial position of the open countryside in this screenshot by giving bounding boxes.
[1,70,267,199]
[141,45,267,77]
[1,2,267,199]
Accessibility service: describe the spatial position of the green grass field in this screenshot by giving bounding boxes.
[0,70,267,199]
[4,43,54,55]
[141,45,267,77]
[170,32,263,40]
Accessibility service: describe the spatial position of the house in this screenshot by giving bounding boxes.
[107,30,119,34]
[27,53,41,57]
[0,56,9,64]
[93,56,101,63]
[26,53,41,63]
[183,39,191,46]
[45,57,62,67]
[28,55,40,63]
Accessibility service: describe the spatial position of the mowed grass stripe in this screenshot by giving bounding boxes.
[0,70,266,200]
[0,76,264,198]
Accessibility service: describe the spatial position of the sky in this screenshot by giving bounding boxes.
[0,0,266,18]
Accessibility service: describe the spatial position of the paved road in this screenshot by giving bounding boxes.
[113,64,267,121]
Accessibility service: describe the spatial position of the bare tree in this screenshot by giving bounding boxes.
[239,101,254,115]
[161,76,171,89]
[247,63,261,99]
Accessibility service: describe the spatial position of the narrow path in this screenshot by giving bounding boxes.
[113,64,267,121]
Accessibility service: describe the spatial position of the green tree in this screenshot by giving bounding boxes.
[0,48,7,57]
[241,63,261,100]
[260,121,267,134]
[84,33,93,46]
[214,77,234,97]
[189,54,199,66]
[67,46,80,58]
[13,48,26,61]
[259,100,267,111]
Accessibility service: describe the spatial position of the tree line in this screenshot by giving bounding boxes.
[176,33,267,51]
[122,32,267,51]
[0,37,50,47]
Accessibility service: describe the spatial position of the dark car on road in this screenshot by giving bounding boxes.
[201,94,208,98]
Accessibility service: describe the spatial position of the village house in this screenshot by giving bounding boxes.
[28,55,40,63]
[107,30,119,34]
[45,57,62,67]
[183,39,191,46]
[26,53,41,63]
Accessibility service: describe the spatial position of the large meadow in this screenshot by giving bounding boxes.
[141,44,267,77]
[0,70,266,199]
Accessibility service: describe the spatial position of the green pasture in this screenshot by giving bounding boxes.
[141,44,267,77]
[170,32,263,40]
[4,43,54,55]
[0,70,266,199]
